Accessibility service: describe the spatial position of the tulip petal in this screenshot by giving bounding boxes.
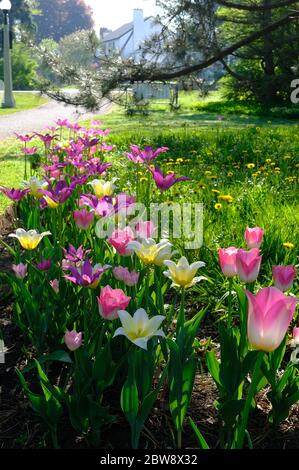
[118,310,135,332]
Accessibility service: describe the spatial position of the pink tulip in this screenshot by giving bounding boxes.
[218,247,238,278]
[22,146,38,155]
[272,265,296,292]
[64,330,82,351]
[50,279,59,294]
[73,209,94,230]
[108,227,135,256]
[135,221,156,239]
[291,327,299,348]
[246,287,297,352]
[12,263,27,279]
[113,267,140,286]
[97,285,131,320]
[236,248,262,283]
[244,226,264,249]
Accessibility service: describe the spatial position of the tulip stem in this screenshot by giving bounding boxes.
[228,278,233,329]
[235,351,264,448]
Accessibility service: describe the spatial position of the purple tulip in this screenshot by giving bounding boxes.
[126,145,169,163]
[22,147,38,155]
[64,258,109,288]
[64,330,83,351]
[12,263,27,279]
[147,165,191,191]
[35,133,58,147]
[62,244,91,270]
[39,179,74,208]
[86,161,112,177]
[36,258,52,271]
[0,186,29,201]
[55,118,71,127]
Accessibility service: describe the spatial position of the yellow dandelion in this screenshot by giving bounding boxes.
[218,194,233,203]
[227,172,234,177]
[247,163,255,169]
[283,242,295,249]
[215,203,223,210]
[265,159,272,164]
[140,177,147,182]
[204,170,212,176]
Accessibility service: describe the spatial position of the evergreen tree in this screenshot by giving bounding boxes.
[218,0,299,104]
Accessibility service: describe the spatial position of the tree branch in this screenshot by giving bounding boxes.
[120,10,299,81]
[216,0,299,11]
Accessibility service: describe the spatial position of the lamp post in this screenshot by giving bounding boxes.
[0,0,15,108]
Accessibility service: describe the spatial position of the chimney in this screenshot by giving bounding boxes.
[133,8,144,58]
[100,27,111,39]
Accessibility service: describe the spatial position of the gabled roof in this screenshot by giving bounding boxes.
[102,17,152,43]
[102,22,133,42]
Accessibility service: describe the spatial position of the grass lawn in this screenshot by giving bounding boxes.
[0,92,48,116]
[95,90,298,133]
[0,90,298,224]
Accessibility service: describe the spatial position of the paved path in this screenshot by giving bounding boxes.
[0,96,112,140]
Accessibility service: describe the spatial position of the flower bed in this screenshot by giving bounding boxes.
[0,119,299,449]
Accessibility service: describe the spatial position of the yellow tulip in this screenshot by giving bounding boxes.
[87,179,116,198]
[113,308,165,350]
[8,229,51,250]
[163,256,206,288]
[127,238,176,266]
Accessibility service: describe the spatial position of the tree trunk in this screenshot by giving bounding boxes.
[262,0,276,104]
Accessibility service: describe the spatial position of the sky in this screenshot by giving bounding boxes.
[84,0,157,33]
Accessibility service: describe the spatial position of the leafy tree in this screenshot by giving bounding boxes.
[34,0,94,42]
[0,43,38,89]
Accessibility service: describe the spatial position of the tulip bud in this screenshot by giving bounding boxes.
[12,263,27,279]
[244,226,264,249]
[218,247,238,278]
[64,330,82,351]
[236,248,262,283]
[272,265,296,292]
[246,287,297,352]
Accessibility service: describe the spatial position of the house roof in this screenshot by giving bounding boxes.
[102,17,152,43]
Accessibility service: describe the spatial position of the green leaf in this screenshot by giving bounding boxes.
[120,358,139,428]
[206,351,221,389]
[189,417,209,449]
[23,350,73,372]
[0,238,16,257]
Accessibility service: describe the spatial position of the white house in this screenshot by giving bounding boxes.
[101,9,161,60]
